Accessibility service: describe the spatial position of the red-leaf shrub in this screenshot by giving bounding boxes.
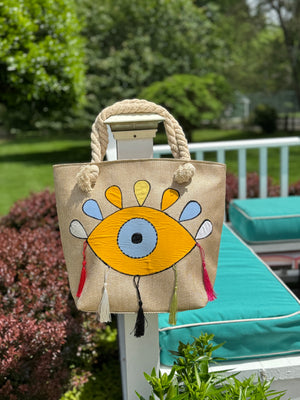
[0,316,67,399]
[1,190,58,230]
[225,172,239,207]
[289,180,300,196]
[0,227,68,318]
[0,191,82,400]
[246,172,280,198]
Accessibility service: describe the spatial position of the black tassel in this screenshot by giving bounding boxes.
[133,275,145,338]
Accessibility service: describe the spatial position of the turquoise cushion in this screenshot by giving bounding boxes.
[229,196,300,243]
[159,224,300,366]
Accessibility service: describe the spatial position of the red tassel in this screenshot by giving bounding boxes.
[76,241,87,298]
[196,243,216,301]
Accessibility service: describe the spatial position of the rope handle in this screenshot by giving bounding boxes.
[90,98,191,162]
[77,99,195,192]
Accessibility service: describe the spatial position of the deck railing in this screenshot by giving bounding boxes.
[153,136,300,199]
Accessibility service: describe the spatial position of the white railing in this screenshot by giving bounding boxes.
[153,136,300,199]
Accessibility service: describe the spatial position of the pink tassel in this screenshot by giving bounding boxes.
[76,241,87,298]
[196,243,216,301]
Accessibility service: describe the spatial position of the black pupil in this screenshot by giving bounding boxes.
[131,233,143,244]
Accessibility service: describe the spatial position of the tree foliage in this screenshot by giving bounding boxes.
[256,1,300,106]
[1,0,297,133]
[227,26,291,94]
[77,0,229,118]
[0,0,85,130]
[140,73,233,140]
[211,0,291,95]
[252,103,278,133]
[77,0,294,120]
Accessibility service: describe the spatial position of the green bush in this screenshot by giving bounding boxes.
[60,324,122,400]
[0,0,85,132]
[137,333,287,400]
[140,74,233,141]
[61,361,122,400]
[76,0,228,119]
[252,104,278,134]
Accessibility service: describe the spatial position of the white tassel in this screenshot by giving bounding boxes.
[98,269,111,323]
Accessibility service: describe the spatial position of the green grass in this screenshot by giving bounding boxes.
[0,129,299,216]
[0,135,90,216]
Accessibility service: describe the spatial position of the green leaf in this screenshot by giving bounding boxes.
[138,333,288,399]
[0,0,85,129]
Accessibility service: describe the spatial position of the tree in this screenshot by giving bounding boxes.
[207,0,291,95]
[256,1,300,105]
[195,0,248,13]
[76,0,230,119]
[140,73,233,141]
[0,0,85,131]
[226,25,292,94]
[195,0,292,97]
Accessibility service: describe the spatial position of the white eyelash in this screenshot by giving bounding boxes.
[70,220,88,239]
[196,220,212,240]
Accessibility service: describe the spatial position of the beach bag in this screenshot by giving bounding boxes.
[53,99,226,336]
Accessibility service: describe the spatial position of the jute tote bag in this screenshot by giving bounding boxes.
[54,99,226,336]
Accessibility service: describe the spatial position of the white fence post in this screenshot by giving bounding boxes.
[217,149,225,164]
[280,146,289,197]
[105,114,163,400]
[195,150,204,160]
[117,314,160,399]
[238,148,247,199]
[259,147,268,198]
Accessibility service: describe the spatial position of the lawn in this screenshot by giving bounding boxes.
[0,129,299,216]
[0,135,90,216]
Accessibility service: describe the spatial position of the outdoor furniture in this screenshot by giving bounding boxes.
[229,196,300,284]
[159,224,300,364]
[159,224,300,399]
[108,132,300,398]
[154,137,300,398]
[229,196,300,244]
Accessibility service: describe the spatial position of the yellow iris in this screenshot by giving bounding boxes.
[88,206,195,276]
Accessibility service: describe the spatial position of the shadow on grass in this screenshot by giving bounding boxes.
[2,129,299,169]
[0,147,91,165]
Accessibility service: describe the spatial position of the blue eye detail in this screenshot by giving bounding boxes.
[117,218,157,259]
[83,199,103,220]
[179,201,201,222]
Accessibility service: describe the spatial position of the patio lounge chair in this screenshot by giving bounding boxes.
[159,223,300,399]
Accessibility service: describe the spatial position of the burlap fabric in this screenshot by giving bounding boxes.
[53,99,226,318]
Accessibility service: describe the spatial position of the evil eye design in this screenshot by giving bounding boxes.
[117,218,157,258]
[87,206,196,276]
[70,181,213,276]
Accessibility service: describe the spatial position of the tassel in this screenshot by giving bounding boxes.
[76,241,88,297]
[133,276,146,337]
[98,268,111,323]
[169,265,178,325]
[196,243,217,301]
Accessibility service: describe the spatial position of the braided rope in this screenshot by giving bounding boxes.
[94,99,191,161]
[77,99,194,192]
